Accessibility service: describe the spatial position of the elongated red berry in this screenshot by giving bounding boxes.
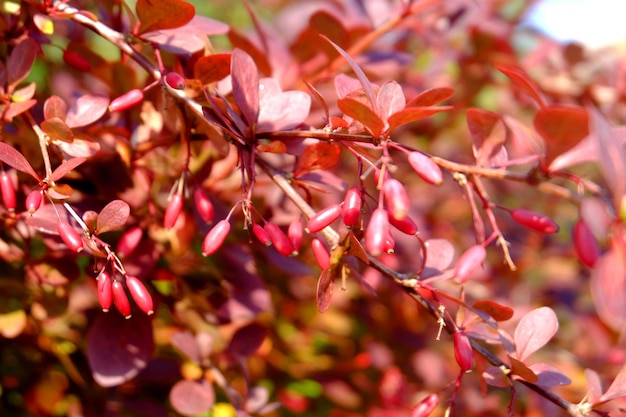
[265,222,295,256]
[383,178,410,221]
[25,190,43,214]
[57,222,83,253]
[510,208,559,234]
[97,270,113,312]
[573,220,600,267]
[454,245,486,283]
[165,72,185,90]
[306,204,342,233]
[288,219,303,254]
[125,275,154,315]
[388,212,418,235]
[252,223,272,246]
[164,193,183,229]
[202,219,230,256]
[63,49,90,72]
[112,279,131,318]
[408,152,443,186]
[366,208,390,257]
[194,188,214,224]
[342,187,362,227]
[1,172,16,211]
[312,238,330,270]
[117,226,143,258]
[410,393,439,417]
[109,89,144,112]
[454,331,474,372]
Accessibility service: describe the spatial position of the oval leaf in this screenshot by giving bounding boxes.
[590,244,626,332]
[514,306,558,361]
[295,143,341,176]
[137,0,195,34]
[194,53,232,84]
[0,142,40,181]
[496,64,546,107]
[7,38,37,89]
[50,157,87,182]
[231,48,259,128]
[41,117,74,143]
[467,108,508,167]
[407,86,454,107]
[534,105,589,168]
[472,300,514,322]
[227,322,267,357]
[169,379,215,416]
[65,95,110,128]
[96,200,131,234]
[43,96,68,121]
[387,106,452,134]
[509,355,538,383]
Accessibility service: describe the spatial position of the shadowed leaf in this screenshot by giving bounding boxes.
[136,0,195,34]
[41,118,73,143]
[509,355,538,383]
[496,64,546,107]
[600,364,626,403]
[295,143,341,176]
[473,300,514,321]
[317,268,334,312]
[194,53,231,84]
[529,363,571,387]
[227,323,267,357]
[591,243,626,332]
[7,38,37,89]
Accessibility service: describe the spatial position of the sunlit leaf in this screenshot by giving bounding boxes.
[585,368,603,405]
[0,142,41,181]
[136,0,195,34]
[43,96,68,121]
[407,86,454,107]
[96,200,130,234]
[231,48,259,128]
[338,96,384,136]
[65,94,109,128]
[514,306,558,361]
[496,64,546,108]
[0,309,27,338]
[141,15,228,55]
[376,81,405,121]
[4,99,37,122]
[257,78,311,132]
[387,106,452,134]
[534,105,589,168]
[41,117,74,143]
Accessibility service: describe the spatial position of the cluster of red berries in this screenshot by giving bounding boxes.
[96,269,153,318]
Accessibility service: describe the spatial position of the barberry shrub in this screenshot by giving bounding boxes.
[0,1,625,416]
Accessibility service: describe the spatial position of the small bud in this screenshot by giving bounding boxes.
[288,219,303,254]
[454,245,486,283]
[165,72,186,90]
[410,393,439,417]
[125,275,154,315]
[573,220,600,267]
[388,212,418,235]
[383,178,410,221]
[453,331,474,372]
[265,222,295,257]
[25,190,43,214]
[164,193,183,229]
[63,49,90,72]
[202,219,230,256]
[408,152,443,185]
[510,208,559,234]
[194,188,214,224]
[109,89,144,112]
[1,172,16,211]
[365,208,390,257]
[97,270,113,312]
[306,204,342,233]
[342,187,362,227]
[117,226,143,258]
[112,279,131,318]
[252,223,272,246]
[57,222,84,253]
[311,238,330,270]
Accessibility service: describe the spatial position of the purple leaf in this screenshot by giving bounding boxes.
[227,322,267,357]
[96,200,130,234]
[141,15,229,55]
[257,78,311,132]
[7,38,37,89]
[514,306,558,361]
[87,313,154,387]
[600,364,626,403]
[65,94,110,128]
[169,379,215,416]
[483,366,511,388]
[591,246,626,332]
[316,268,334,313]
[0,142,40,181]
[231,49,259,129]
[529,363,571,387]
[170,331,201,363]
[50,157,87,182]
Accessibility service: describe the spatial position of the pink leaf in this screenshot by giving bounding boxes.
[169,379,215,416]
[514,306,558,361]
[231,48,259,128]
[334,73,364,99]
[141,15,229,55]
[585,368,604,405]
[257,78,311,132]
[376,80,406,121]
[50,157,87,182]
[65,94,110,128]
[467,108,508,167]
[0,142,40,181]
[43,96,68,121]
[591,244,626,332]
[96,200,130,234]
[599,364,626,403]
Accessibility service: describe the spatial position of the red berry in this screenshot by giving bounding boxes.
[453,331,474,372]
[63,49,90,72]
[410,393,439,417]
[510,208,559,234]
[109,89,144,112]
[1,172,16,211]
[311,238,330,270]
[264,222,295,257]
[365,208,390,257]
[342,187,362,227]
[117,226,143,258]
[112,279,131,318]
[388,212,418,235]
[165,72,185,90]
[97,270,113,312]
[252,223,272,246]
[288,219,303,254]
[125,275,154,315]
[164,193,183,229]
[25,190,43,214]
[573,220,600,267]
[408,152,443,185]
[305,204,342,233]
[384,231,395,254]
[383,178,410,221]
[202,219,230,256]
[194,188,214,224]
[454,245,486,283]
[57,221,84,253]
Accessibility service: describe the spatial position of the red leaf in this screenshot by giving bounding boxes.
[65,94,110,128]
[295,143,341,176]
[514,306,558,361]
[43,96,68,121]
[169,379,215,416]
[472,300,514,322]
[7,38,37,90]
[377,81,406,121]
[316,268,334,313]
[0,142,40,181]
[136,0,195,35]
[591,243,626,332]
[508,355,538,383]
[231,48,259,129]
[496,64,546,107]
[50,157,87,182]
[534,105,589,168]
[41,117,73,143]
[407,86,454,107]
[87,313,154,387]
[600,364,626,403]
[194,53,232,85]
[227,322,267,357]
[4,99,37,122]
[387,106,452,134]
[338,96,385,136]
[467,108,508,167]
[96,200,130,234]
